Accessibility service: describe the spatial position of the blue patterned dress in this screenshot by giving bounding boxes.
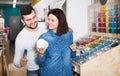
[36,30,73,76]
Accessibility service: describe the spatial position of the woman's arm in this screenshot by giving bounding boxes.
[36,51,46,65]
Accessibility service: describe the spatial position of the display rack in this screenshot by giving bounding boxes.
[0,16,9,76]
[88,0,120,38]
[0,34,9,76]
[71,0,120,76]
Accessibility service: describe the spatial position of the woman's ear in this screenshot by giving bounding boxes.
[21,19,25,25]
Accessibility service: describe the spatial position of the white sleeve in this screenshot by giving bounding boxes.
[13,37,23,68]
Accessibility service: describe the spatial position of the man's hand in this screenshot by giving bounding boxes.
[20,57,27,67]
[68,27,73,32]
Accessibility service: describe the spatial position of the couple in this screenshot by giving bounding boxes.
[14,5,76,76]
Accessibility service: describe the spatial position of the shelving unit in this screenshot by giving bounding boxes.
[81,45,120,76]
[88,0,120,38]
[0,16,10,76]
[0,34,9,76]
[72,0,120,76]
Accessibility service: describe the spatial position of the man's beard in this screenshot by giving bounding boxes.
[26,24,38,29]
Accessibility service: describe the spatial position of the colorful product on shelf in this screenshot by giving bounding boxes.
[71,35,120,64]
[91,4,120,34]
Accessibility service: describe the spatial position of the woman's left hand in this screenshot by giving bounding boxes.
[70,43,77,51]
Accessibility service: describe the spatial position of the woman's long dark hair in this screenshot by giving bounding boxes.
[48,8,69,36]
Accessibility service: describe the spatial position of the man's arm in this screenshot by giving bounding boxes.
[13,38,25,68]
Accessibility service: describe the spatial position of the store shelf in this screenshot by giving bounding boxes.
[71,0,120,76]
[88,0,120,39]
[89,32,120,38]
[81,45,120,76]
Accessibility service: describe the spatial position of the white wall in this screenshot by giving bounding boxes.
[66,0,91,40]
[33,0,91,40]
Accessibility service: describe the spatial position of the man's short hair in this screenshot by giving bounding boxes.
[20,5,34,18]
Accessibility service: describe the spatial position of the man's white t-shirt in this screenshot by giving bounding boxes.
[14,22,47,71]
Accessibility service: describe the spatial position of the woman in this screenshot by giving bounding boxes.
[36,8,74,76]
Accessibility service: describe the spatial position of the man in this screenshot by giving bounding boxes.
[13,5,47,76]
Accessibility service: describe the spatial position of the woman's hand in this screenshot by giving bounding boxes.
[36,39,49,57]
[36,47,47,57]
[70,43,77,51]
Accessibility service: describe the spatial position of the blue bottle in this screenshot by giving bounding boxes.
[23,49,27,58]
